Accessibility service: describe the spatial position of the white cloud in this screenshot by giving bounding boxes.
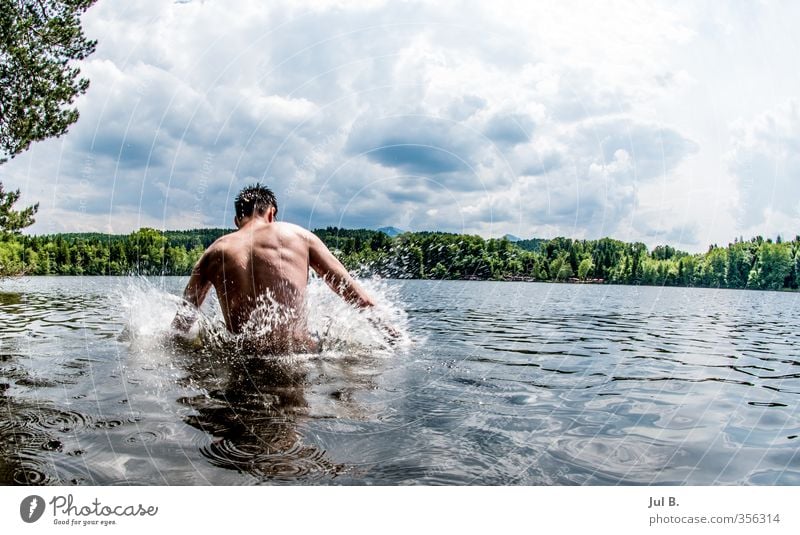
[728,100,800,237]
[1,0,798,251]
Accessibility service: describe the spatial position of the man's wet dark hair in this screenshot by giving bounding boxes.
[234,183,278,220]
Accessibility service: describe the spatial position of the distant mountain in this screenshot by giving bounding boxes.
[503,234,522,242]
[377,226,405,237]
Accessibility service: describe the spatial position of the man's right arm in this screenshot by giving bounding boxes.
[172,249,214,332]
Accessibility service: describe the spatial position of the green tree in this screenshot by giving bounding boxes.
[0,182,37,233]
[628,242,648,283]
[698,246,727,288]
[0,1,96,276]
[577,257,594,281]
[792,243,800,289]
[429,262,448,279]
[591,237,624,281]
[1,0,98,161]
[726,241,754,288]
[748,242,793,290]
[129,228,167,275]
[549,251,573,281]
[0,235,24,276]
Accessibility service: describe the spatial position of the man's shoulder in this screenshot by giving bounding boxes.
[203,231,240,258]
[274,221,307,232]
[208,232,235,249]
[274,221,315,240]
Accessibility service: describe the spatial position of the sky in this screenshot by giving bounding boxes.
[2,0,799,252]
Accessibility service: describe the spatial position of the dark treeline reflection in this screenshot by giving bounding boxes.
[2,227,799,291]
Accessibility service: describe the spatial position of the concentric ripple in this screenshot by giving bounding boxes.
[124,431,162,444]
[200,439,338,481]
[12,462,58,485]
[27,407,94,433]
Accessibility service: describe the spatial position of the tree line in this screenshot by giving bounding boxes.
[0,228,224,277]
[318,228,800,291]
[2,4,798,291]
[2,226,799,291]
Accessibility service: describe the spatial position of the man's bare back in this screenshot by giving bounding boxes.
[172,185,375,352]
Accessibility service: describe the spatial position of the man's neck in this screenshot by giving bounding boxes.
[238,216,273,231]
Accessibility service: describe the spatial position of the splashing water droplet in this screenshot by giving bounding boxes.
[115,276,411,358]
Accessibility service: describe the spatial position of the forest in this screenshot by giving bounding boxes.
[1,226,799,291]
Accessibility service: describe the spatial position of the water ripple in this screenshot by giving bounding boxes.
[201,439,338,481]
[27,408,94,433]
[2,277,800,485]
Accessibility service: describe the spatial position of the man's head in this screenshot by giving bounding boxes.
[234,183,278,226]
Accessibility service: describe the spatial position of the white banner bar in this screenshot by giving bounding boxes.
[2,486,799,534]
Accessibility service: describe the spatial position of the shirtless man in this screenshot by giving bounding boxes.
[172,184,376,352]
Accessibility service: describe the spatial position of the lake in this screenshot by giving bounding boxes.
[1,276,799,485]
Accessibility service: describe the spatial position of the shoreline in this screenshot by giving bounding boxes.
[2,273,798,294]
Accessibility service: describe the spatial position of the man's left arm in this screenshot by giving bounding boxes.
[306,230,400,341]
[307,230,375,308]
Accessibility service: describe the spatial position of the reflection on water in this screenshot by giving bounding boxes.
[178,353,344,481]
[0,292,21,306]
[1,277,799,485]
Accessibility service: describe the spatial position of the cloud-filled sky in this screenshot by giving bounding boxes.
[3,0,800,251]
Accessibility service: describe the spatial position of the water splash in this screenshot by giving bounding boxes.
[116,276,410,358]
[117,278,192,339]
[306,275,410,354]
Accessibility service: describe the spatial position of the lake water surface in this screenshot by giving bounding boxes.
[1,277,799,485]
